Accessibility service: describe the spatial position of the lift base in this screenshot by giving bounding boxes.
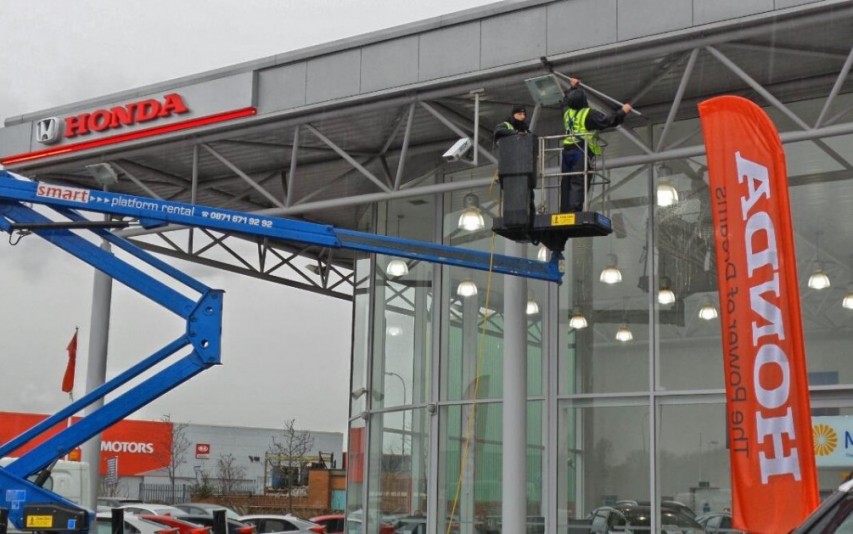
[493,211,613,252]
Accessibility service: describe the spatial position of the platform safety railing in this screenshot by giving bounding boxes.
[536,133,610,213]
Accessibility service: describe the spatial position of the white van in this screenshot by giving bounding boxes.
[0,457,92,510]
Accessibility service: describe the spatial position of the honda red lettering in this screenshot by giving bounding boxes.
[63,93,189,139]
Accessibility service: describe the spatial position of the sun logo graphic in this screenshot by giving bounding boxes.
[814,423,838,456]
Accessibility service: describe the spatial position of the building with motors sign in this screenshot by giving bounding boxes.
[0,412,342,500]
[0,412,171,477]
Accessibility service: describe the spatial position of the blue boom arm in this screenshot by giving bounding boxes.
[0,170,559,531]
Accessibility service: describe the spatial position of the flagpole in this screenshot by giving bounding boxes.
[64,327,78,460]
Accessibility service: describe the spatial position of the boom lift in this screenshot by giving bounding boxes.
[0,170,561,533]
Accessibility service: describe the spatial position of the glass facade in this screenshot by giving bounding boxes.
[347,39,853,534]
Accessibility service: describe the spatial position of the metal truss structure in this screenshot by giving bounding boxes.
[14,4,853,313]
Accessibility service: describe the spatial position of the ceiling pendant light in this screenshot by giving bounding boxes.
[385,214,409,278]
[386,259,409,278]
[569,309,588,329]
[615,325,633,342]
[526,293,540,316]
[615,298,632,342]
[843,288,853,310]
[656,164,679,207]
[808,231,831,290]
[698,298,719,320]
[457,279,478,298]
[600,253,622,284]
[808,263,831,290]
[656,182,679,207]
[658,276,676,305]
[457,192,485,232]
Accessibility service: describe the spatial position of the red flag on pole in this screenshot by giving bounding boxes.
[699,96,818,532]
[61,329,78,393]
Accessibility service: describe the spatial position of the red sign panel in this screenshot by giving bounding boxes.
[347,427,365,484]
[699,96,819,532]
[0,412,172,477]
[195,443,210,459]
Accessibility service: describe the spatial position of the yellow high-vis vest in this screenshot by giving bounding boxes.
[563,108,601,155]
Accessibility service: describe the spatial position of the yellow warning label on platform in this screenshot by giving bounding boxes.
[551,213,576,226]
[26,516,53,528]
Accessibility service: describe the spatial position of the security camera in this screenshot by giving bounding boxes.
[443,137,473,162]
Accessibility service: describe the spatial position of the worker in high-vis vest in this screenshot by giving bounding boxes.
[494,105,531,144]
[561,78,632,212]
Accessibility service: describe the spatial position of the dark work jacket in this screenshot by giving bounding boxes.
[562,86,627,132]
[494,116,530,143]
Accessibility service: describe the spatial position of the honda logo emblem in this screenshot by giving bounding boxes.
[35,117,62,145]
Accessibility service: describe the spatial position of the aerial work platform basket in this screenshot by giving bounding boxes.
[492,133,613,255]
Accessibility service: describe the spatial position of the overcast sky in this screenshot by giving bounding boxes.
[0,0,500,439]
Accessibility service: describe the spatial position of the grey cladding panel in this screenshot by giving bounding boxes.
[257,62,307,113]
[306,50,362,105]
[694,0,774,24]
[0,124,33,159]
[418,22,481,82]
[481,8,547,69]
[617,0,692,41]
[774,0,823,7]
[546,0,617,55]
[361,36,419,93]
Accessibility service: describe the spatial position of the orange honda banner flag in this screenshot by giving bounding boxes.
[698,95,818,533]
[61,328,78,393]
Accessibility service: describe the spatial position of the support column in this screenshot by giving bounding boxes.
[460,291,478,533]
[82,240,113,506]
[503,240,527,534]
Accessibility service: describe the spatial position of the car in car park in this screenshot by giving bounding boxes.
[95,511,180,534]
[792,478,853,532]
[98,497,143,509]
[308,513,394,534]
[120,504,190,517]
[174,503,243,521]
[588,502,704,533]
[139,514,212,534]
[239,513,326,534]
[307,514,345,534]
[695,512,738,533]
[180,515,256,534]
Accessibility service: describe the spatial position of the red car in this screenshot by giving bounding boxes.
[309,514,393,534]
[139,514,212,534]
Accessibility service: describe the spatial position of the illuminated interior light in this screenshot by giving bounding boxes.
[615,325,633,342]
[600,254,622,285]
[386,259,409,278]
[456,279,478,297]
[457,193,485,232]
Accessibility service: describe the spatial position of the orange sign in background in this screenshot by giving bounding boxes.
[699,96,818,532]
[0,411,172,476]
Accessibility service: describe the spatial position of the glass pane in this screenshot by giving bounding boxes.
[351,256,372,416]
[373,197,435,412]
[653,150,725,391]
[365,409,431,530]
[658,402,730,519]
[374,257,433,410]
[346,419,366,524]
[437,402,544,534]
[559,164,652,395]
[559,401,650,531]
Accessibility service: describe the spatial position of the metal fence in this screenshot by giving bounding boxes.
[139,481,258,503]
